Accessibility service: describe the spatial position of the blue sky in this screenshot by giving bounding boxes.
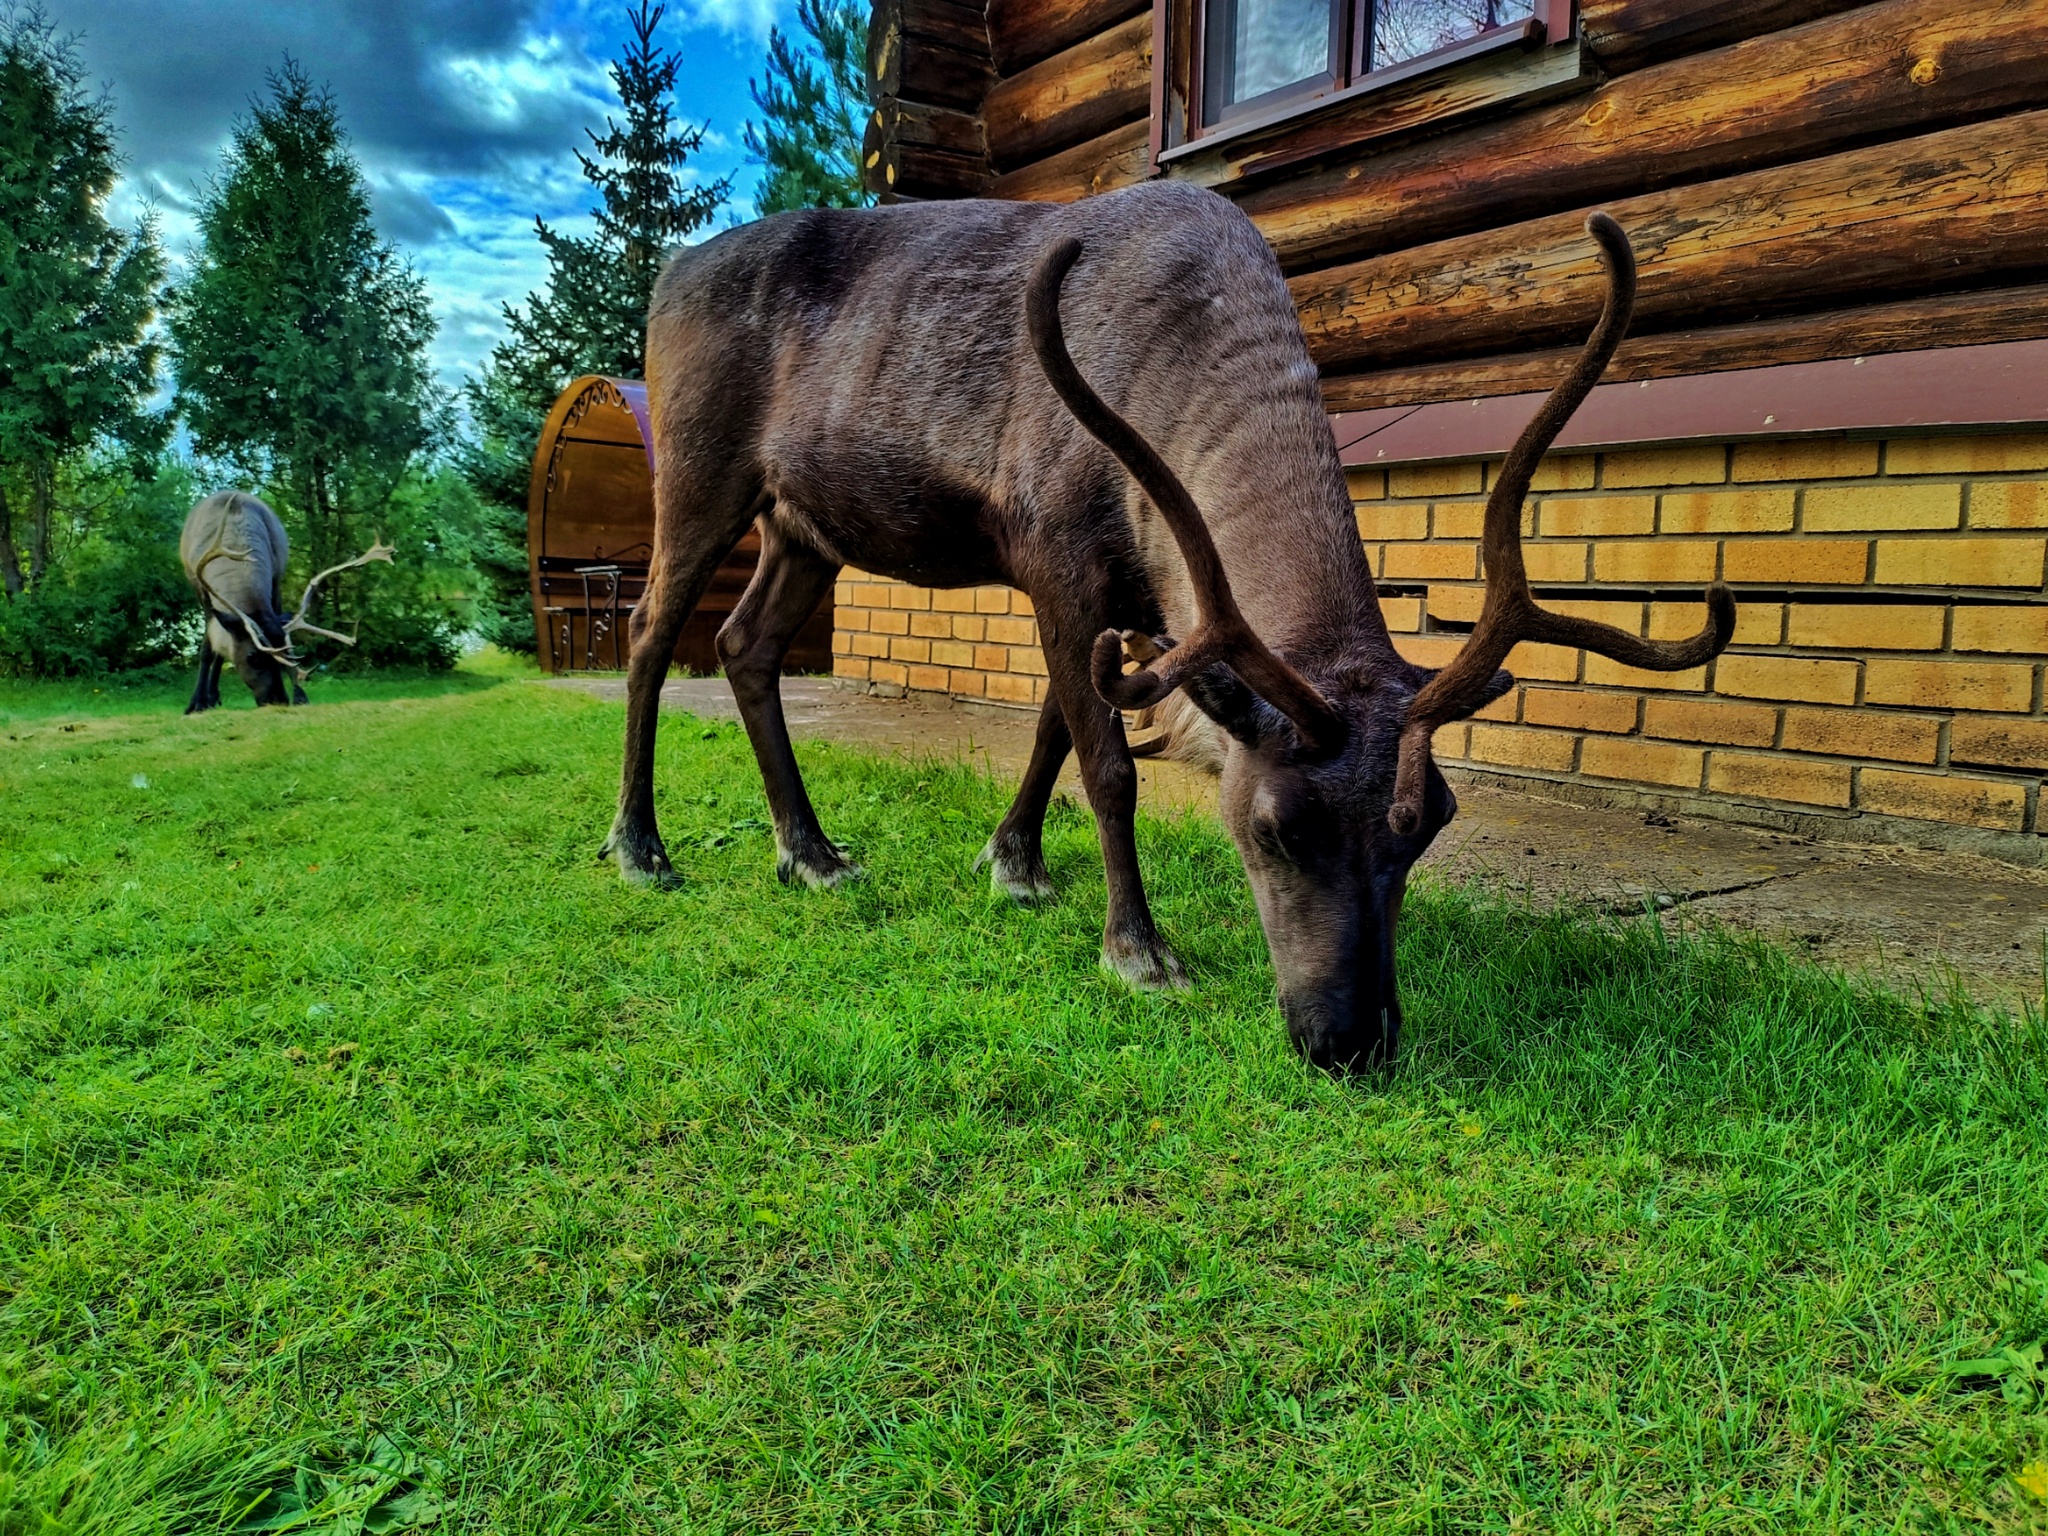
[52,0,788,389]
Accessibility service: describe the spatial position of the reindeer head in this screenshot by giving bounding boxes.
[1030,215,1735,1072]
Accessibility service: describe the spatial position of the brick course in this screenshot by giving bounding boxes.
[831,431,2048,845]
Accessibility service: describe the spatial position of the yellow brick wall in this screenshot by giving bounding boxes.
[832,577,1051,707]
[831,433,2048,842]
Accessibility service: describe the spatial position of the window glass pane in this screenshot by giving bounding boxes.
[1370,0,1534,70]
[1205,0,1339,117]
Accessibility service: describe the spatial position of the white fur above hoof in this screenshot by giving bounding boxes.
[777,844,861,889]
[1101,938,1190,992]
[612,854,683,891]
[974,838,1055,905]
[601,829,682,889]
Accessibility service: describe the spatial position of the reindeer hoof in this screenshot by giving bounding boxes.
[1100,935,1189,991]
[974,837,1055,904]
[777,840,861,889]
[602,827,681,889]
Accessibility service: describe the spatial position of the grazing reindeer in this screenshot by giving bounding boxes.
[181,491,393,714]
[606,183,1733,1070]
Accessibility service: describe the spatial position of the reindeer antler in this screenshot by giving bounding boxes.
[286,539,396,647]
[1026,238,1346,756]
[205,537,396,678]
[1386,213,1737,835]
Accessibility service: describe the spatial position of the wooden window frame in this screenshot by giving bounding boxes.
[1153,0,1575,167]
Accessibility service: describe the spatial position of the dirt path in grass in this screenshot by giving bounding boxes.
[555,674,2048,1007]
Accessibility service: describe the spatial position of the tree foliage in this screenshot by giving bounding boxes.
[488,0,728,409]
[0,454,196,677]
[746,0,872,217]
[167,61,434,583]
[460,1,729,650]
[0,4,165,596]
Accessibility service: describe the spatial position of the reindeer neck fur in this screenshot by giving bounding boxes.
[1062,193,1397,686]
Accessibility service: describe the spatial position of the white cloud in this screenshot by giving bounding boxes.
[435,31,612,136]
[676,0,784,43]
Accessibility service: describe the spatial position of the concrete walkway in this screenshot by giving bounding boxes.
[555,675,2048,1008]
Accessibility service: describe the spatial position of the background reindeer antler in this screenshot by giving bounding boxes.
[1386,213,1737,835]
[220,539,396,674]
[282,541,397,648]
[1027,237,1347,756]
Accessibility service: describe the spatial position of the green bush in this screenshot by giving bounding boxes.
[0,461,197,677]
[453,366,542,654]
[0,457,513,679]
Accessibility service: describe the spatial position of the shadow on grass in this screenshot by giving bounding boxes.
[1395,872,2048,1141]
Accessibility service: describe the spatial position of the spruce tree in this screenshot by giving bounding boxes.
[167,61,434,577]
[461,1,728,648]
[746,0,872,216]
[0,5,165,595]
[490,0,728,403]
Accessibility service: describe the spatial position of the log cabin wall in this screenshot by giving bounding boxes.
[846,0,2048,858]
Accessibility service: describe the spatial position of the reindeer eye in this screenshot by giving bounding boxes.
[1249,779,1319,864]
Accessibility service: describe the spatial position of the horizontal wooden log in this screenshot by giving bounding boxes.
[990,120,1150,202]
[987,0,1149,76]
[871,140,994,199]
[1319,282,2048,412]
[861,111,887,199]
[1290,109,2048,373]
[984,11,1151,171]
[1240,0,2048,274]
[1580,0,1878,74]
[862,101,992,200]
[869,0,994,115]
[873,99,988,157]
[872,0,991,59]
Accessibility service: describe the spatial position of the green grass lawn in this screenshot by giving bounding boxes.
[3,663,2046,1533]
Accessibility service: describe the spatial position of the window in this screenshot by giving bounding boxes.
[1191,0,1549,132]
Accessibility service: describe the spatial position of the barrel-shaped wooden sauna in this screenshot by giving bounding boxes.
[526,375,832,674]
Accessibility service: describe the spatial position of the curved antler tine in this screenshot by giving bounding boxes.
[1092,629,1223,711]
[214,594,297,660]
[1388,212,1737,835]
[1524,589,1736,671]
[290,539,396,632]
[1028,239,1346,755]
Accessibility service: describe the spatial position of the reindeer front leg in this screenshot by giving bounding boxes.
[185,628,223,715]
[1041,604,1186,990]
[602,408,761,887]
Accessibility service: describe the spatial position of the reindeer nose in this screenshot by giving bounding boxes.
[1280,992,1389,1075]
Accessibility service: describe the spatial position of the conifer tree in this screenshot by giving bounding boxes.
[746,0,871,216]
[167,61,433,576]
[0,5,164,595]
[490,0,727,405]
[461,1,728,648]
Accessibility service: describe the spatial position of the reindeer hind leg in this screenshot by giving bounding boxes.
[975,692,1067,903]
[716,516,854,888]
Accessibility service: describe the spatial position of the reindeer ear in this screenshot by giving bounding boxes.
[1183,663,1279,748]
